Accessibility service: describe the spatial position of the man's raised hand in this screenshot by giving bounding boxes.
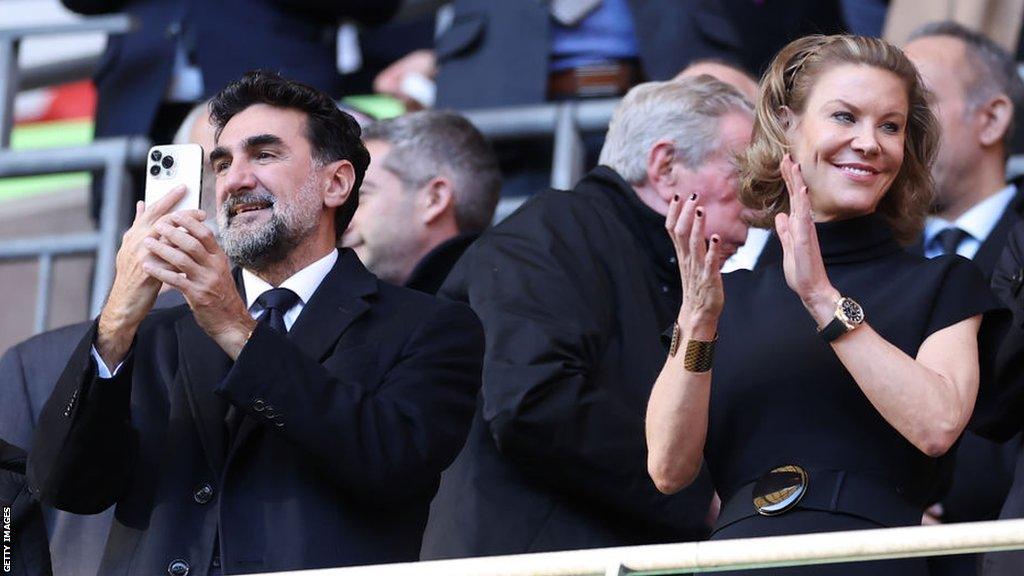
[96,186,188,368]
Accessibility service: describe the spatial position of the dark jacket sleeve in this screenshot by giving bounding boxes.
[442,208,700,531]
[1,442,53,576]
[0,344,34,452]
[217,300,483,500]
[26,322,137,514]
[974,222,1024,440]
[59,0,126,15]
[268,0,401,25]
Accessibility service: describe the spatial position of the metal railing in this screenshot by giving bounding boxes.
[463,98,617,221]
[0,15,138,335]
[0,14,132,147]
[254,519,1024,575]
[0,137,149,330]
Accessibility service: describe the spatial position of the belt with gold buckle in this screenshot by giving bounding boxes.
[752,464,808,516]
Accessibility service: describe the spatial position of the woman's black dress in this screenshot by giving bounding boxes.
[706,214,1001,575]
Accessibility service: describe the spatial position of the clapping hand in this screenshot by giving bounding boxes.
[666,193,723,340]
[775,154,840,326]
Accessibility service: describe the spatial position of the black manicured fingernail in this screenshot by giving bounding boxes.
[690,193,697,201]
[674,195,679,202]
[711,236,720,243]
[696,208,704,217]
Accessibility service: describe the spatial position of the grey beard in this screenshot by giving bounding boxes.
[220,210,298,269]
[218,179,321,270]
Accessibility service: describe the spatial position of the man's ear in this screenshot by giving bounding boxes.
[645,139,677,188]
[323,160,356,209]
[420,176,455,226]
[978,94,1014,148]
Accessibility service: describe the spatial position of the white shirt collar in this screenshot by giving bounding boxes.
[242,249,339,311]
[925,184,1017,245]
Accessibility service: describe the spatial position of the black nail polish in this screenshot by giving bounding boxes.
[689,193,697,201]
[696,208,704,217]
[711,236,720,243]
[673,195,679,202]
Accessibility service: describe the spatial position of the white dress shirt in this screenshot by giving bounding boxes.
[722,227,772,273]
[923,184,1017,259]
[92,249,339,378]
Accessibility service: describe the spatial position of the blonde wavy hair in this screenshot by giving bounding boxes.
[739,35,939,244]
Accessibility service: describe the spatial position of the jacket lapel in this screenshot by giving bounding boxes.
[176,314,233,473]
[226,250,377,461]
[974,185,1024,278]
[288,249,377,361]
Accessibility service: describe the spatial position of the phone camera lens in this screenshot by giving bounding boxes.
[150,150,162,162]
[149,165,161,176]
[162,156,174,169]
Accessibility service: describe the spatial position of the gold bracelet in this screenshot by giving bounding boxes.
[669,322,682,357]
[683,337,716,373]
[669,322,717,373]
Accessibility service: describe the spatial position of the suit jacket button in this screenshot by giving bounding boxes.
[167,559,189,576]
[253,399,266,412]
[193,483,214,505]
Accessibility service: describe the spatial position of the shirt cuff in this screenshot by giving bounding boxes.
[90,345,123,379]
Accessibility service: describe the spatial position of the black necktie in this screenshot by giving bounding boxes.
[934,227,970,256]
[255,288,300,334]
[225,288,300,443]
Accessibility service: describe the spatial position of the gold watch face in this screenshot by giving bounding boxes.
[838,297,865,326]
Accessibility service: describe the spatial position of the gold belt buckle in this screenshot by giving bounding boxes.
[753,465,808,516]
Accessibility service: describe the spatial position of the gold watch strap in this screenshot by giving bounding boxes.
[669,322,682,357]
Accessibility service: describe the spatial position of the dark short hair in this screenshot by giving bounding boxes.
[908,21,1024,152]
[209,70,370,238]
[362,111,501,233]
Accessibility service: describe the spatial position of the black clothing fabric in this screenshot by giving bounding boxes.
[404,233,478,295]
[27,250,483,575]
[981,441,1024,575]
[979,220,1024,575]
[917,183,1024,576]
[707,215,1000,575]
[421,167,713,558]
[0,442,52,576]
[0,291,185,576]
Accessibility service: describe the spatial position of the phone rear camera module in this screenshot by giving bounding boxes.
[149,165,161,176]
[150,150,162,162]
[161,156,174,169]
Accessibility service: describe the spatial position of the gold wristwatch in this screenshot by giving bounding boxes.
[817,296,865,342]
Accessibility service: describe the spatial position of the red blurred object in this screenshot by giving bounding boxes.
[15,80,96,124]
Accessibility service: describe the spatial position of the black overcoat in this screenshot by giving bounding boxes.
[421,167,713,558]
[27,249,483,575]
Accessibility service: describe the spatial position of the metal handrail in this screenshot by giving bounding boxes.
[0,14,133,147]
[256,519,1024,576]
[0,137,150,330]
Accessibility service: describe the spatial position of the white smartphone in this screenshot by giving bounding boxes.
[144,144,204,213]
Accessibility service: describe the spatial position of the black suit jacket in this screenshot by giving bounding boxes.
[61,0,399,139]
[421,167,713,559]
[940,185,1024,521]
[0,292,184,576]
[978,220,1024,575]
[27,250,483,575]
